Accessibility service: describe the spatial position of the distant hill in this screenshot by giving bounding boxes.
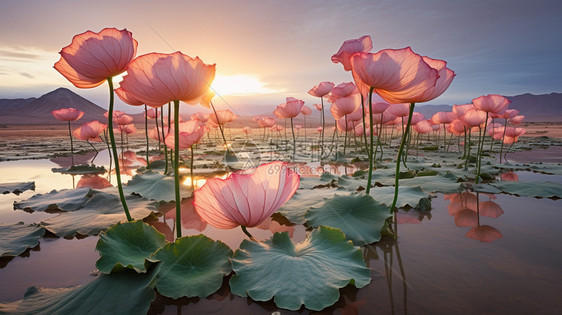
[415,93,562,122]
[0,89,560,125]
[0,88,107,125]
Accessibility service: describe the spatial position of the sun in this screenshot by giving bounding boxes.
[210,74,276,96]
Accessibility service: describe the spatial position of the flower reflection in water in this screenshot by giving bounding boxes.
[445,189,503,242]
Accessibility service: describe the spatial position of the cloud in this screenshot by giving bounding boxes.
[0,49,42,61]
[19,72,34,79]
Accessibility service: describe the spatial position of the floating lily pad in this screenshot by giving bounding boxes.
[14,188,92,212]
[149,235,232,299]
[0,182,35,195]
[400,172,461,194]
[490,181,562,198]
[52,164,106,175]
[40,190,157,237]
[471,183,503,194]
[305,194,392,245]
[369,186,429,209]
[96,221,166,274]
[229,226,371,311]
[0,222,45,257]
[277,188,350,224]
[0,266,159,314]
[124,170,191,202]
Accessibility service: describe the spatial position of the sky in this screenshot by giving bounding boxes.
[1,0,561,115]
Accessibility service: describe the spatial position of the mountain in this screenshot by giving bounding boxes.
[412,93,562,122]
[0,88,107,125]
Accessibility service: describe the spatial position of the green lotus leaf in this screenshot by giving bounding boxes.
[471,183,503,194]
[229,226,371,311]
[490,181,562,198]
[305,194,392,245]
[149,234,232,299]
[0,181,35,195]
[0,266,159,314]
[277,188,350,224]
[369,186,429,208]
[0,222,45,257]
[14,188,92,212]
[124,170,191,202]
[40,190,157,237]
[96,221,166,274]
[399,172,461,194]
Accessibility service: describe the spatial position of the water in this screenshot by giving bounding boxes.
[1,150,561,314]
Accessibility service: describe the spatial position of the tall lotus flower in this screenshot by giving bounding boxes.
[164,120,206,150]
[54,28,138,222]
[207,109,238,127]
[73,121,107,154]
[309,82,335,155]
[275,97,304,157]
[331,35,373,71]
[509,115,525,125]
[117,51,215,238]
[452,104,474,119]
[350,46,455,204]
[194,161,300,238]
[52,107,85,166]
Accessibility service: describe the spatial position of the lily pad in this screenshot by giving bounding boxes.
[0,182,35,195]
[0,266,159,314]
[369,186,429,209]
[149,235,232,299]
[40,190,157,237]
[0,222,45,257]
[305,194,392,245]
[277,188,351,224]
[96,221,166,274]
[400,172,461,194]
[14,188,92,212]
[124,170,191,202]
[490,181,562,198]
[229,226,371,311]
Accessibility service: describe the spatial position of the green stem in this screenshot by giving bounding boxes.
[210,101,228,148]
[241,225,255,241]
[475,112,489,184]
[290,117,296,159]
[161,105,169,174]
[389,103,415,212]
[366,87,375,194]
[144,104,150,169]
[107,77,132,221]
[360,94,370,156]
[67,121,74,166]
[499,118,507,163]
[173,100,182,239]
[343,115,348,156]
[320,96,325,156]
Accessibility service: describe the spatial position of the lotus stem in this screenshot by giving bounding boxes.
[173,100,182,238]
[320,96,326,156]
[499,118,508,163]
[389,103,415,212]
[190,145,195,190]
[144,104,150,169]
[360,94,370,157]
[67,121,74,166]
[107,77,132,221]
[241,225,256,241]
[290,117,296,160]
[161,104,169,174]
[366,87,375,194]
[475,112,489,184]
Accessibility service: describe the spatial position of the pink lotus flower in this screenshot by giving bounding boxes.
[208,109,238,127]
[460,109,487,127]
[387,103,411,117]
[194,161,300,229]
[190,112,209,122]
[165,120,206,150]
[52,108,84,121]
[350,47,455,104]
[242,126,252,134]
[447,119,466,135]
[452,104,474,119]
[149,126,168,142]
[114,123,137,135]
[413,120,434,134]
[509,115,525,125]
[117,52,215,108]
[114,114,134,126]
[472,94,510,115]
[54,28,137,88]
[368,102,390,115]
[308,82,335,97]
[317,126,323,133]
[301,105,312,116]
[330,93,361,120]
[314,103,323,111]
[115,87,144,106]
[431,112,455,125]
[257,117,276,128]
[73,121,107,142]
[275,97,305,118]
[331,35,373,71]
[146,108,159,119]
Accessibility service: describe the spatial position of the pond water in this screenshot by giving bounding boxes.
[1,143,562,314]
